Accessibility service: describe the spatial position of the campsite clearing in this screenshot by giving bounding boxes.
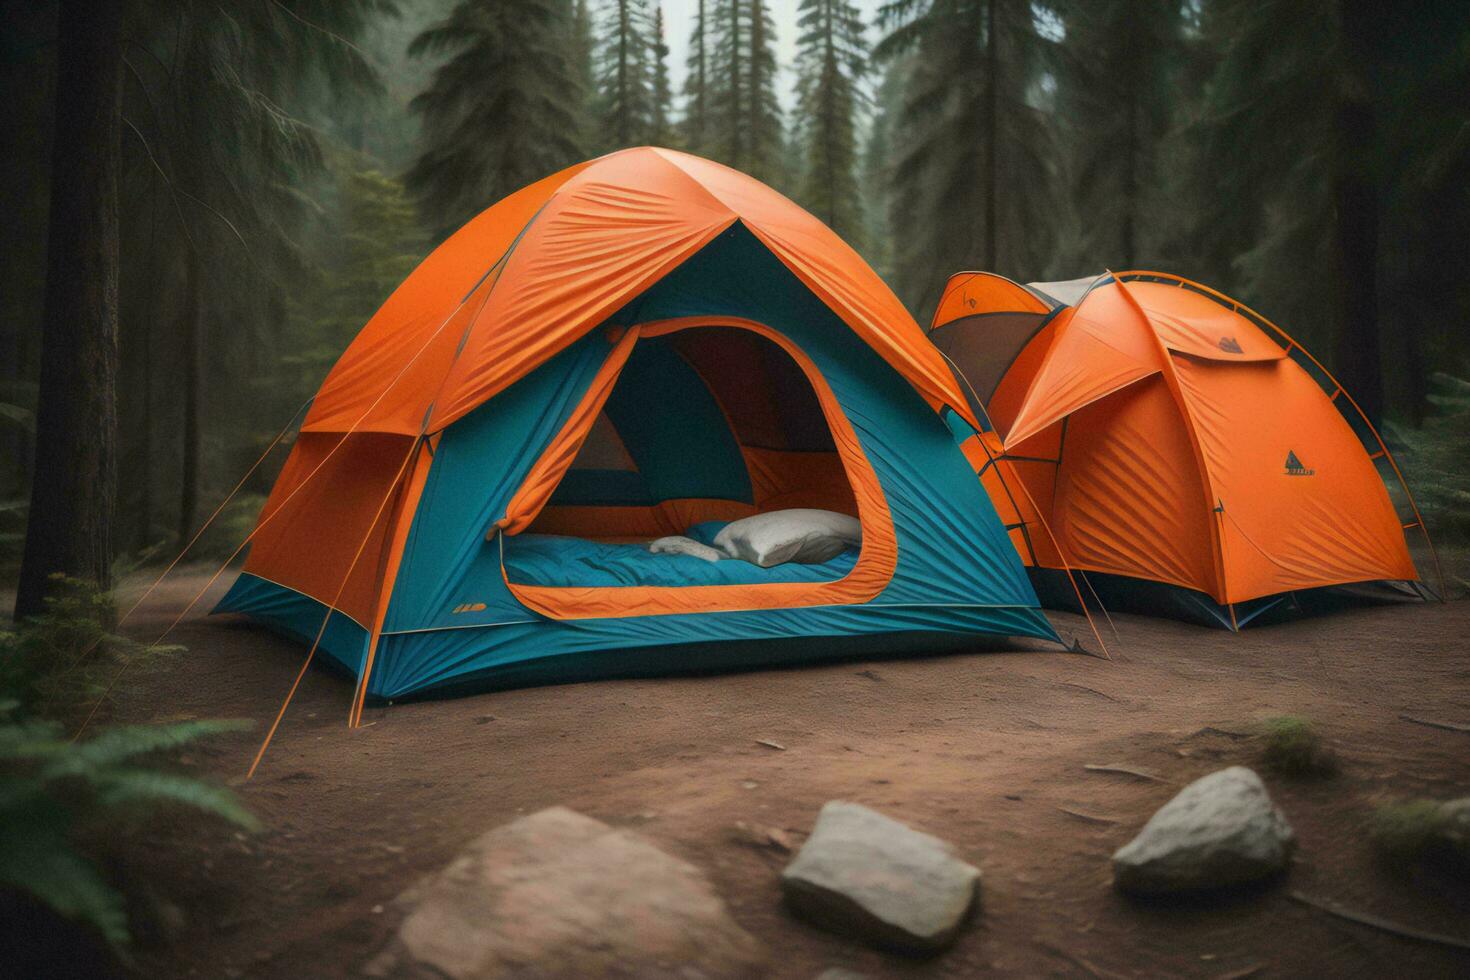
[108,569,1469,978]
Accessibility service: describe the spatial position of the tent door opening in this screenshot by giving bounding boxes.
[498,319,899,619]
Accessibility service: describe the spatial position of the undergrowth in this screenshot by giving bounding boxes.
[1368,800,1451,868]
[1258,715,1339,778]
[0,575,182,718]
[0,577,255,951]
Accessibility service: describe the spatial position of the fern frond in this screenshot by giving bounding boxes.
[62,719,253,771]
[0,808,130,946]
[95,769,261,831]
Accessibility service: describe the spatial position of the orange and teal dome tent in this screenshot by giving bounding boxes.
[213,148,1058,714]
[928,270,1441,629]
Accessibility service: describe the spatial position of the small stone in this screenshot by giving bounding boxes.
[730,822,793,853]
[371,806,764,978]
[1112,766,1295,894]
[781,801,979,954]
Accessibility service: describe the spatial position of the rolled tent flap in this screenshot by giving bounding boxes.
[492,325,641,536]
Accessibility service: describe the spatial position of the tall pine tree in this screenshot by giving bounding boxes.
[570,0,599,143]
[1180,0,1387,418]
[408,0,588,240]
[682,0,714,154]
[794,0,869,244]
[650,5,675,146]
[595,0,656,152]
[744,0,785,185]
[114,0,387,550]
[1053,0,1181,272]
[708,0,785,184]
[15,0,123,618]
[877,0,1057,316]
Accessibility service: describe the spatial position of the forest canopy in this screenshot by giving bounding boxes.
[2,0,1468,600]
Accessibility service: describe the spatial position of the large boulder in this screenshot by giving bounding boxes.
[368,806,765,979]
[781,801,980,954]
[1112,766,1296,894]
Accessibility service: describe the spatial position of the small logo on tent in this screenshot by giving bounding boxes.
[1284,451,1315,476]
[1219,336,1244,353]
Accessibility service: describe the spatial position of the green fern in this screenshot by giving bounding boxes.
[0,583,256,949]
[0,575,182,715]
[0,705,256,947]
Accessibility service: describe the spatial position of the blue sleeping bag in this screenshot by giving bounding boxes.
[502,521,858,589]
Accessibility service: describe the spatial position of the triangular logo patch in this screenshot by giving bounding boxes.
[1219,336,1244,353]
[1284,451,1314,476]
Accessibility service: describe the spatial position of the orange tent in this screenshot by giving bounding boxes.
[929,270,1439,628]
[213,149,1058,713]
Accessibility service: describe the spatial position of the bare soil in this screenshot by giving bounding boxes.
[95,569,1470,978]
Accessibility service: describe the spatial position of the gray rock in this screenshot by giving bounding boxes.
[1112,766,1295,894]
[368,806,765,979]
[781,801,980,954]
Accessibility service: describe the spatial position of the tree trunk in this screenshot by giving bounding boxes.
[1400,307,1427,425]
[1331,0,1382,423]
[137,296,154,549]
[983,0,998,270]
[14,0,123,620]
[176,248,203,546]
[1122,92,1138,269]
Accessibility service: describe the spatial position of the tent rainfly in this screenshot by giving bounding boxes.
[927,270,1439,629]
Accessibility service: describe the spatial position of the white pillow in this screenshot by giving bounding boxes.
[648,535,724,563]
[713,509,862,567]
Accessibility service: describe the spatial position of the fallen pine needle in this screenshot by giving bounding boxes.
[1288,891,1470,950]
[1084,763,1164,782]
[755,738,786,751]
[1399,714,1470,733]
[1062,683,1120,702]
[1058,806,1118,825]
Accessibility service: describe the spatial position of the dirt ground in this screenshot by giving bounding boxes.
[92,567,1470,978]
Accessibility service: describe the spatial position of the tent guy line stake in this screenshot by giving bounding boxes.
[248,435,423,779]
[73,252,507,743]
